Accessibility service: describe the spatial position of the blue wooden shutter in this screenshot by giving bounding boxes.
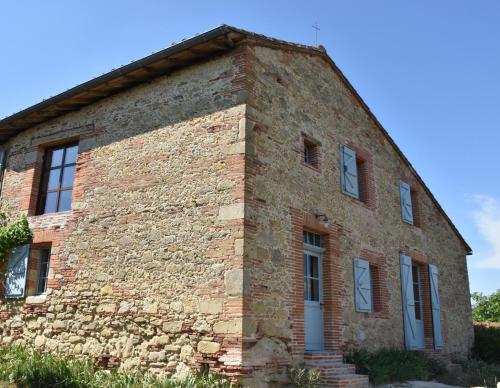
[400,254,419,350]
[5,245,30,298]
[340,145,359,198]
[399,180,413,224]
[429,264,443,349]
[354,258,372,312]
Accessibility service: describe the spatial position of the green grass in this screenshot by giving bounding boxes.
[288,367,321,388]
[346,348,446,385]
[0,346,233,388]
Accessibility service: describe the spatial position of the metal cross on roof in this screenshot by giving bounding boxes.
[312,22,320,46]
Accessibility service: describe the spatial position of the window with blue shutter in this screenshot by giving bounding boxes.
[354,258,372,312]
[399,180,414,224]
[429,264,443,349]
[340,145,359,198]
[400,254,419,350]
[5,245,30,298]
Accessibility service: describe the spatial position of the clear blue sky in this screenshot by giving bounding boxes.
[1,1,499,294]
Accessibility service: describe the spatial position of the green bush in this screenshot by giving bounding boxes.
[439,358,500,388]
[288,367,321,387]
[346,348,446,385]
[0,346,233,388]
[473,322,500,364]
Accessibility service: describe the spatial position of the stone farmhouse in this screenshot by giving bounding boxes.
[0,26,473,387]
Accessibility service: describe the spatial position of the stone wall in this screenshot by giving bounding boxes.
[0,48,252,379]
[241,44,473,381]
[0,38,474,386]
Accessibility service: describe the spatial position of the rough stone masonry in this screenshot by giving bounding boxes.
[0,26,473,387]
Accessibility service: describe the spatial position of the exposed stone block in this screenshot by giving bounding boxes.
[234,238,244,256]
[162,321,183,333]
[224,268,250,296]
[218,203,245,220]
[223,142,245,155]
[197,341,220,353]
[213,319,241,334]
[25,295,47,304]
[96,304,116,313]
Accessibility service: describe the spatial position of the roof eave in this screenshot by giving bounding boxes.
[0,25,246,142]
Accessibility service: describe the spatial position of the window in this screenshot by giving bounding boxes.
[38,143,78,214]
[4,245,30,298]
[340,144,371,204]
[302,137,320,169]
[304,253,320,301]
[36,248,51,294]
[369,265,382,312]
[412,264,423,321]
[303,231,323,303]
[399,180,420,226]
[303,231,321,247]
[354,258,372,312]
[357,158,369,203]
[354,258,385,314]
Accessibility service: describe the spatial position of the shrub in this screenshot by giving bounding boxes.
[346,348,446,385]
[288,367,321,388]
[438,358,500,388]
[0,346,233,388]
[473,322,500,364]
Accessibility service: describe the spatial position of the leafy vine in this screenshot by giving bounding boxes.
[0,212,33,262]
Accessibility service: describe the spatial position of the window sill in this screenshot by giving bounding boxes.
[32,210,73,217]
[301,161,321,173]
[28,210,74,228]
[25,295,47,304]
[359,310,389,319]
[342,191,374,211]
[401,219,422,230]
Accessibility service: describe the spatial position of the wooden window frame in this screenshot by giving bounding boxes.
[36,142,78,215]
[301,134,321,171]
[36,248,51,295]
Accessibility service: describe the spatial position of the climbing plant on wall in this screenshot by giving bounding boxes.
[0,212,33,262]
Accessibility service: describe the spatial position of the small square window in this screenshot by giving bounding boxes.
[303,138,320,169]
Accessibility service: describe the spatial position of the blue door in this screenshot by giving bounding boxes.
[304,247,324,351]
[400,255,425,350]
